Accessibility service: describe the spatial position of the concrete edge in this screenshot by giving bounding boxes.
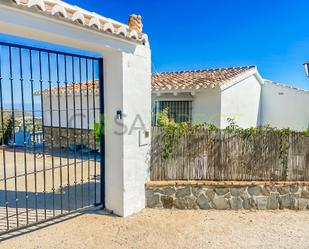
[145,180,309,188]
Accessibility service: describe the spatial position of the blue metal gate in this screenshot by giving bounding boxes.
[0,41,105,234]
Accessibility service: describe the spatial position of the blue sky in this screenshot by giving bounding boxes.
[2,0,309,90]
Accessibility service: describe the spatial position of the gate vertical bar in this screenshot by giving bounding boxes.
[0,46,10,230]
[64,55,71,212]
[98,58,105,208]
[39,51,47,220]
[92,59,97,205]
[85,59,91,206]
[19,48,29,225]
[78,57,84,207]
[47,52,56,217]
[9,46,19,227]
[56,54,63,214]
[71,56,78,210]
[29,49,39,222]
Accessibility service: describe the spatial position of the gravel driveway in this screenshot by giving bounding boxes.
[1,209,309,249]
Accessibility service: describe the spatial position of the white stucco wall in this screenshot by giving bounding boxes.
[151,90,221,126]
[0,3,151,217]
[151,74,262,129]
[220,75,262,128]
[261,82,309,131]
[122,48,151,216]
[192,88,221,126]
[152,72,263,129]
[42,94,100,129]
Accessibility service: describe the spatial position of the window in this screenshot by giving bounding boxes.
[153,100,192,125]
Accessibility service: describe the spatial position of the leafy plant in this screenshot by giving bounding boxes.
[155,111,299,181]
[95,123,101,144]
[0,114,13,145]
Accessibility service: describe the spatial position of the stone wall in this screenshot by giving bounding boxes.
[44,126,97,150]
[146,181,309,210]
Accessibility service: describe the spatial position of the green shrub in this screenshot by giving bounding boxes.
[0,114,13,145]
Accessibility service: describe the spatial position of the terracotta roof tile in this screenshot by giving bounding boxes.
[152,66,256,90]
[5,0,148,45]
[34,80,99,96]
[35,66,257,96]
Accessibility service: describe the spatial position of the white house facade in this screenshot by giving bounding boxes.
[43,66,309,133]
[261,80,309,131]
[152,66,309,131]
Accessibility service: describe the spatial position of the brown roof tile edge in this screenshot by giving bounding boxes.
[151,66,257,91]
[145,180,309,188]
[6,0,148,45]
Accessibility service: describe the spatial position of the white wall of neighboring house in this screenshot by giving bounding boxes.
[192,88,221,126]
[42,94,100,129]
[152,72,263,129]
[220,75,262,128]
[261,82,309,131]
[152,72,309,132]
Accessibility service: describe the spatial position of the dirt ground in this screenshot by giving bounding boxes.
[1,208,309,249]
[0,148,100,231]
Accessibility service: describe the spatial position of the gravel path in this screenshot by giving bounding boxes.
[1,209,309,249]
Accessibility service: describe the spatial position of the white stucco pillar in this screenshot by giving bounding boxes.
[104,47,151,216]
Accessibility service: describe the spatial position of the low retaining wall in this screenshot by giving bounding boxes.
[146,181,309,210]
[44,126,96,150]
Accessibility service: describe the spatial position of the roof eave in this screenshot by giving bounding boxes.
[219,67,263,91]
[3,0,148,45]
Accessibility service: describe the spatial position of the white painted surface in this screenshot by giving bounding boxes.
[261,82,309,131]
[43,94,100,129]
[192,88,221,126]
[220,75,262,128]
[0,3,151,217]
[152,75,309,131]
[122,48,151,216]
[152,73,262,129]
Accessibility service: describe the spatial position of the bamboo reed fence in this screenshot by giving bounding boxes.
[150,127,309,181]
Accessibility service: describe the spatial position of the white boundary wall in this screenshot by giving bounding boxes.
[261,82,309,131]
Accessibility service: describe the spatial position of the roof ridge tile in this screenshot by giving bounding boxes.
[152,66,257,90]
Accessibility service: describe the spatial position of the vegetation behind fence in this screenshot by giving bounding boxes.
[150,127,309,181]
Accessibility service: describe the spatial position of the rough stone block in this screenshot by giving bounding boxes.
[229,197,243,210]
[175,186,191,198]
[243,198,255,210]
[174,196,196,209]
[215,188,229,196]
[261,187,270,196]
[277,186,290,195]
[157,187,176,196]
[146,189,161,208]
[161,196,173,209]
[240,189,250,200]
[212,197,230,210]
[256,197,268,210]
[290,185,299,194]
[248,186,262,196]
[230,188,244,197]
[279,194,295,209]
[197,194,211,210]
[192,187,204,197]
[301,190,309,199]
[205,190,216,201]
[267,193,279,210]
[298,198,309,210]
